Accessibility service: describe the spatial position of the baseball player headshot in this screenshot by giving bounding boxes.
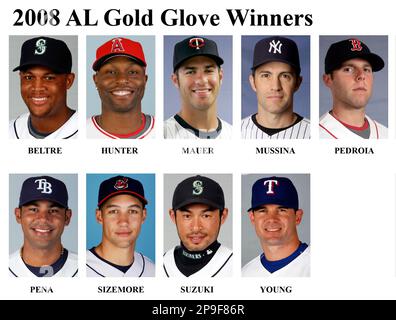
[163,174,233,277]
[319,36,388,139]
[241,36,310,139]
[164,36,233,139]
[86,36,155,139]
[9,174,78,277]
[242,175,310,277]
[86,175,155,277]
[9,36,78,139]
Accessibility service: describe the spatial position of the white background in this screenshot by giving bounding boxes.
[1,0,395,300]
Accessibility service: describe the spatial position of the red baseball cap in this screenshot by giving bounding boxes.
[92,37,146,71]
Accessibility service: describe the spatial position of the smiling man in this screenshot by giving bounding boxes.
[320,38,387,139]
[242,176,310,277]
[9,176,77,277]
[163,175,233,277]
[86,175,154,277]
[241,36,310,139]
[10,37,78,139]
[164,36,232,139]
[87,37,154,139]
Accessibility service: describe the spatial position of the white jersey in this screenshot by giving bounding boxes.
[9,249,78,277]
[86,250,155,277]
[164,115,232,139]
[241,113,310,139]
[9,111,78,139]
[242,246,310,277]
[319,112,388,139]
[86,114,155,139]
[163,245,233,277]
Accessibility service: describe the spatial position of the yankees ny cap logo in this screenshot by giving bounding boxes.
[192,180,203,195]
[114,177,129,190]
[269,40,283,54]
[189,37,205,50]
[35,178,52,194]
[111,38,125,53]
[350,39,363,51]
[34,38,47,55]
[263,179,279,195]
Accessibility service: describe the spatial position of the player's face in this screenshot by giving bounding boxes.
[172,56,223,112]
[249,62,301,115]
[323,58,373,110]
[249,204,303,247]
[96,194,146,249]
[170,203,228,251]
[94,57,147,113]
[20,66,75,118]
[15,200,71,251]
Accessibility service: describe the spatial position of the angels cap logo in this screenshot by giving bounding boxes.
[192,180,203,195]
[189,37,205,50]
[263,179,279,195]
[350,39,363,52]
[114,177,128,190]
[269,40,282,54]
[111,38,125,53]
[35,38,47,55]
[35,178,52,194]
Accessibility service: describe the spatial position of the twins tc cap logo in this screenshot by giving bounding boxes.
[111,38,125,53]
[189,37,205,50]
[35,178,52,194]
[350,39,363,52]
[269,40,283,54]
[34,38,47,55]
[114,177,129,190]
[192,180,203,195]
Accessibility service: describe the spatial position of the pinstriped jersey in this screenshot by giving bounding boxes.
[241,113,310,139]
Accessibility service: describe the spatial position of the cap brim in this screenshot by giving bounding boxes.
[20,196,67,208]
[174,54,224,72]
[327,53,385,73]
[173,198,223,211]
[251,58,301,74]
[13,61,68,74]
[93,53,146,71]
[248,200,297,212]
[98,190,148,207]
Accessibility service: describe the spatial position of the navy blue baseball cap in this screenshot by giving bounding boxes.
[173,36,224,72]
[325,38,384,74]
[249,176,299,211]
[172,175,225,211]
[251,36,301,75]
[13,36,72,74]
[98,175,147,207]
[19,176,69,208]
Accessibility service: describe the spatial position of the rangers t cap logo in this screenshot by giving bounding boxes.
[172,175,225,211]
[173,36,224,72]
[324,38,384,74]
[13,36,72,74]
[248,176,299,211]
[19,175,69,208]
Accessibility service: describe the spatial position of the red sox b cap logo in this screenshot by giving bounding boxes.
[114,177,128,190]
[189,37,205,50]
[35,178,52,194]
[349,39,363,52]
[111,38,125,53]
[263,179,278,195]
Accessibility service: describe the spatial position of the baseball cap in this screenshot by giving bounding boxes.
[97,175,147,207]
[19,175,69,208]
[248,176,299,211]
[173,36,224,72]
[13,36,72,74]
[92,37,146,71]
[172,175,225,211]
[251,36,301,75]
[325,38,384,74]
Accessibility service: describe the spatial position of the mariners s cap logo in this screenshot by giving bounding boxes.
[192,180,203,195]
[35,38,47,55]
[35,178,52,194]
[189,37,205,50]
[269,39,283,54]
[114,177,128,190]
[111,38,125,53]
[349,39,363,52]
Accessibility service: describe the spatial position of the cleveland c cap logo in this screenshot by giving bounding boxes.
[189,37,205,50]
[349,39,363,52]
[192,180,203,195]
[111,38,125,53]
[35,178,52,194]
[34,38,47,55]
[114,177,128,190]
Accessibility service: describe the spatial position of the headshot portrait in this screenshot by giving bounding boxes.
[86,174,155,277]
[163,174,233,277]
[241,174,310,277]
[9,35,78,139]
[9,174,78,277]
[319,36,388,139]
[163,35,233,139]
[241,35,310,139]
[86,36,155,139]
